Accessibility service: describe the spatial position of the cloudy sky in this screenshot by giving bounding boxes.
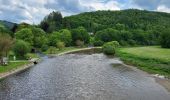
[0,0,170,24]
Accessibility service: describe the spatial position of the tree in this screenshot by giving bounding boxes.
[71,27,90,45]
[0,33,13,64]
[15,28,34,46]
[102,41,119,55]
[31,27,48,48]
[58,29,72,46]
[76,40,84,47]
[56,41,65,50]
[13,40,31,59]
[115,23,125,30]
[48,32,60,47]
[160,28,170,48]
[15,23,32,32]
[40,11,63,33]
[95,28,120,42]
[132,29,148,45]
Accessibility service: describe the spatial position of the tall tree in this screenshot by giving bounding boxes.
[40,11,63,33]
[0,33,13,64]
[71,27,90,44]
[15,28,34,46]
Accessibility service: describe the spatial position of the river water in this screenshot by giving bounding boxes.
[0,52,170,100]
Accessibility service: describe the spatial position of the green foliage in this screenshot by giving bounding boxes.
[48,32,60,47]
[93,40,104,46]
[95,28,120,42]
[0,23,13,37]
[75,40,84,47]
[40,11,62,33]
[160,28,170,48]
[89,37,95,46]
[58,29,72,46]
[41,44,49,52]
[102,41,119,55]
[61,9,170,46]
[15,27,48,49]
[25,53,39,59]
[47,46,57,54]
[56,41,65,50]
[31,27,48,48]
[0,33,13,64]
[71,27,90,45]
[64,9,170,32]
[16,23,32,32]
[15,28,34,46]
[13,40,31,59]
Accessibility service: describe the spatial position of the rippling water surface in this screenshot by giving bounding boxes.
[0,53,170,100]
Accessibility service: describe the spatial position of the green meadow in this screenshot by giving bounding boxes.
[118,46,170,77]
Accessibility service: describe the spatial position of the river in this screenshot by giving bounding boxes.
[0,52,170,100]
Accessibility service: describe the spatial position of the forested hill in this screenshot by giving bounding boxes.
[63,9,170,32]
[0,20,16,35]
[0,20,16,30]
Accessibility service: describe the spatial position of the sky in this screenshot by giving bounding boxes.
[0,0,170,24]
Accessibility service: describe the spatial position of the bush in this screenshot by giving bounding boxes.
[160,29,170,48]
[119,40,129,46]
[128,39,136,46]
[56,41,65,50]
[76,40,84,47]
[94,40,104,46]
[47,46,57,54]
[41,44,49,52]
[102,41,119,55]
[15,28,34,46]
[71,27,90,44]
[13,40,31,59]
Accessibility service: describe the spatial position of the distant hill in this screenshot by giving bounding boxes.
[0,20,16,30]
[63,9,170,32]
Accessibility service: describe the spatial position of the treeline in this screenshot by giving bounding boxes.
[0,21,90,60]
[1,9,170,61]
[39,9,170,47]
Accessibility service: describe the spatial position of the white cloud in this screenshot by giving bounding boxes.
[0,0,170,24]
[157,5,170,13]
[81,0,120,11]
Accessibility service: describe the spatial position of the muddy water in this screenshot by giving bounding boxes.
[0,53,170,100]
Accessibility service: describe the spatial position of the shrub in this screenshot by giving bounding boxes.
[56,41,65,50]
[47,46,57,54]
[119,40,129,46]
[13,40,31,59]
[71,27,90,44]
[94,40,104,46]
[128,39,136,46]
[15,28,34,46]
[41,44,49,52]
[76,40,84,47]
[160,29,170,48]
[102,41,119,55]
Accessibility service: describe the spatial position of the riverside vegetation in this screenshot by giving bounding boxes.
[0,9,170,77]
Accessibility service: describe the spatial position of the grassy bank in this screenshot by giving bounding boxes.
[117,46,170,77]
[0,61,29,73]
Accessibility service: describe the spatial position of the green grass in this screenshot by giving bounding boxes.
[45,47,85,54]
[26,53,40,58]
[117,46,170,77]
[0,61,29,73]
